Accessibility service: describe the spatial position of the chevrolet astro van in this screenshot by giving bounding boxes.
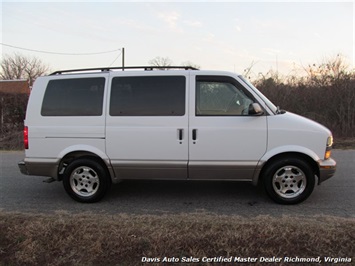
[18,66,336,204]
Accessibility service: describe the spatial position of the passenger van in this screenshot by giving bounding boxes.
[18,66,336,204]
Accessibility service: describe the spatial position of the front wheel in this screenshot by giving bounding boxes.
[63,158,111,203]
[263,157,315,204]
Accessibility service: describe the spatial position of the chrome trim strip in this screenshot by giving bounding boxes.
[45,137,105,139]
[111,160,259,181]
[111,160,187,168]
[189,160,257,167]
[19,158,264,183]
[111,160,187,180]
[189,160,258,180]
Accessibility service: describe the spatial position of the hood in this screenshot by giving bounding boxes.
[279,111,332,135]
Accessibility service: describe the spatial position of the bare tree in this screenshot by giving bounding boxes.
[0,53,50,85]
[243,60,258,79]
[181,61,200,69]
[148,56,173,69]
[303,54,350,86]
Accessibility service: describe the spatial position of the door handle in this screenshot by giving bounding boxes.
[178,129,183,141]
[192,129,197,141]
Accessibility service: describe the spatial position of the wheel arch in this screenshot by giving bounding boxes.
[56,146,114,181]
[254,151,319,186]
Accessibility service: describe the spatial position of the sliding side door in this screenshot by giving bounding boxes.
[106,72,189,180]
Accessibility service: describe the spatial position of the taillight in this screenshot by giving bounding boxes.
[24,126,29,149]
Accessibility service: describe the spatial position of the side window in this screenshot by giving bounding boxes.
[41,78,105,116]
[196,76,254,116]
[110,76,186,116]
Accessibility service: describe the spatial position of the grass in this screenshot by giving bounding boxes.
[333,138,355,149]
[0,212,354,266]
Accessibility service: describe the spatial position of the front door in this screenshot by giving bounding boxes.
[188,74,267,180]
[106,74,189,179]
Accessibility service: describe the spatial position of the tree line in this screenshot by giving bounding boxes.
[253,55,355,138]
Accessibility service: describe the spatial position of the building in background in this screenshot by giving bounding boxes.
[0,79,30,95]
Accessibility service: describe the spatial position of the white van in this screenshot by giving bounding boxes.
[18,66,336,204]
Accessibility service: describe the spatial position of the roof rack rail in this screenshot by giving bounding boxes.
[50,66,199,75]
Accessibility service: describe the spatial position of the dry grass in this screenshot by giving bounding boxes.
[333,138,355,150]
[0,212,354,266]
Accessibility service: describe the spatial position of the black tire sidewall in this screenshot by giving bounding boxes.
[63,158,111,203]
[263,157,315,204]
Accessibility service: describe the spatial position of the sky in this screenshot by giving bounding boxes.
[1,1,354,77]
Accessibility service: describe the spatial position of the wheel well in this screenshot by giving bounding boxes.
[259,152,319,183]
[58,151,108,181]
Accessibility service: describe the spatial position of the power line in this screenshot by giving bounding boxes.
[0,43,121,56]
[108,51,122,67]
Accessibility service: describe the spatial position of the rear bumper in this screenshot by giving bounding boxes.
[18,161,29,175]
[318,158,336,184]
[18,158,59,179]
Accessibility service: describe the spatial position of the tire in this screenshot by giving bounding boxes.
[263,157,315,204]
[63,158,111,203]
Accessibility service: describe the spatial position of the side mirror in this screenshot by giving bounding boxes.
[248,103,264,116]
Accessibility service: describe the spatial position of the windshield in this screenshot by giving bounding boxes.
[238,75,278,114]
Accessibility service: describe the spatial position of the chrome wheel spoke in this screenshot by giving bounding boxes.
[274,173,284,183]
[272,165,307,199]
[70,166,100,197]
[294,173,304,183]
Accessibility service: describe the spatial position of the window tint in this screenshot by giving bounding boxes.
[41,78,105,116]
[196,76,254,116]
[110,76,186,116]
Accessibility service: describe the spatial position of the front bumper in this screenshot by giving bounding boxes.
[318,158,336,184]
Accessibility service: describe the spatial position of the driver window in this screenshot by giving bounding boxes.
[196,77,254,116]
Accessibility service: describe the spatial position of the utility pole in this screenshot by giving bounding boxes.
[122,47,125,71]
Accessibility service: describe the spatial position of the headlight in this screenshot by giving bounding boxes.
[325,136,333,160]
[327,136,333,147]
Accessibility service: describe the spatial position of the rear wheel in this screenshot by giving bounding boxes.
[63,158,111,203]
[263,157,315,204]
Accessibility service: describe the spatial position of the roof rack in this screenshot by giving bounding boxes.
[50,66,199,75]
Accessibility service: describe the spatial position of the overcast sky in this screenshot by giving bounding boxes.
[1,1,354,76]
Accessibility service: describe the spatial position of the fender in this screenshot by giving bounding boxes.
[57,144,118,182]
[57,144,110,162]
[252,145,320,185]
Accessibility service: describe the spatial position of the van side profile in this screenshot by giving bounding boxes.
[18,66,336,204]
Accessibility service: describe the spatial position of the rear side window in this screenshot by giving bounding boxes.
[41,78,105,116]
[110,76,186,116]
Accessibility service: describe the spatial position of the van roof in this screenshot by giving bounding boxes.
[50,66,199,75]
